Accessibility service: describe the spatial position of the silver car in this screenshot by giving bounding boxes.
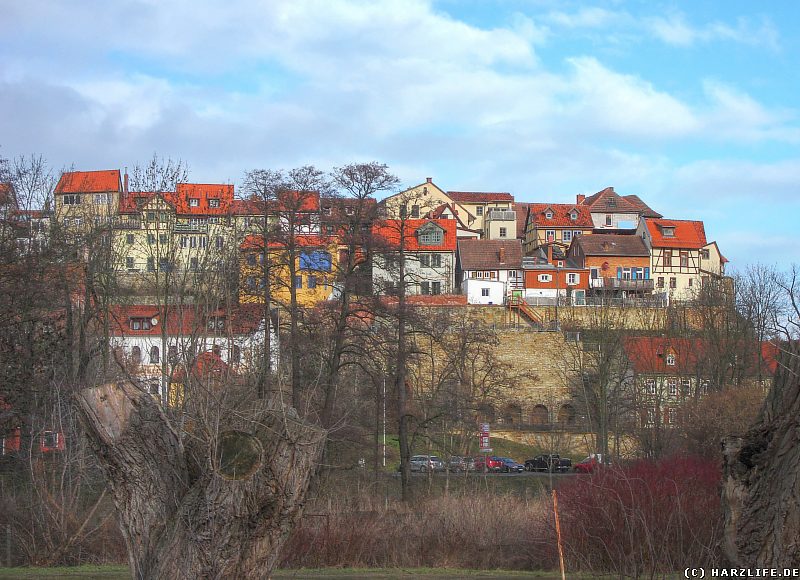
[410,455,444,472]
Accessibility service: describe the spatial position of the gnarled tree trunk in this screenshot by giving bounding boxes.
[722,345,800,567]
[77,381,325,579]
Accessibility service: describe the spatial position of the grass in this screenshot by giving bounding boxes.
[0,566,564,579]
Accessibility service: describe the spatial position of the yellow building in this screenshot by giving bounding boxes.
[239,234,338,307]
[54,170,121,234]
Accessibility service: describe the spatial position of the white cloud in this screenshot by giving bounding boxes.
[645,12,780,50]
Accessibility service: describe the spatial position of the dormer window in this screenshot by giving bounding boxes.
[345,206,354,216]
[416,223,444,245]
[208,198,220,208]
[189,198,199,207]
[570,212,577,220]
[322,206,332,216]
[207,316,226,332]
[662,226,675,237]
[545,211,553,219]
[129,317,152,331]
[666,353,676,366]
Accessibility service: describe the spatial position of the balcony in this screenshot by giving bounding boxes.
[589,277,654,291]
[114,219,141,230]
[174,221,208,233]
[486,210,516,222]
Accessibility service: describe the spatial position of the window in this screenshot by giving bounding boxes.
[419,254,430,267]
[42,431,60,450]
[476,271,483,278]
[190,237,197,249]
[669,277,677,289]
[668,408,677,425]
[129,318,151,331]
[481,288,490,297]
[159,258,172,272]
[573,230,582,238]
[322,206,332,216]
[545,211,553,219]
[570,212,577,220]
[417,226,443,245]
[431,254,442,268]
[664,250,672,267]
[307,275,317,289]
[646,408,655,425]
[662,226,675,237]
[688,278,693,287]
[420,281,430,294]
[294,276,303,289]
[411,205,420,218]
[199,237,207,249]
[146,211,156,222]
[126,257,135,270]
[181,236,188,249]
[150,346,160,364]
[657,277,664,288]
[345,206,354,216]
[94,193,111,204]
[563,230,572,242]
[545,230,556,241]
[431,281,442,295]
[246,276,256,290]
[126,234,135,245]
[299,251,332,272]
[701,249,710,260]
[147,257,155,272]
[700,380,710,394]
[62,193,81,205]
[131,345,141,363]
[159,234,168,245]
[476,206,483,216]
[680,252,689,268]
[189,198,199,207]
[168,346,178,363]
[666,353,676,366]
[499,227,507,238]
[247,253,256,266]
[209,198,220,208]
[207,316,226,332]
[231,345,241,364]
[190,257,198,271]
[538,274,552,283]
[148,233,156,244]
[605,214,612,226]
[668,379,677,396]
[567,273,579,285]
[643,378,655,395]
[215,236,224,249]
[682,379,691,395]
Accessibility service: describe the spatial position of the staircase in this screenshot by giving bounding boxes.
[507,297,544,329]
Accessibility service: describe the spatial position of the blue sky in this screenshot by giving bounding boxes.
[1,0,799,270]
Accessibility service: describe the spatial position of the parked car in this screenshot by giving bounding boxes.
[574,454,604,474]
[474,455,504,473]
[447,456,475,472]
[524,454,572,473]
[410,455,444,472]
[499,457,524,473]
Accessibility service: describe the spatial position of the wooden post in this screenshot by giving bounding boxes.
[552,489,566,580]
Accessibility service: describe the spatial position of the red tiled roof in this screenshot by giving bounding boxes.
[624,337,703,374]
[173,183,234,215]
[645,218,707,249]
[527,203,594,228]
[272,190,320,213]
[55,170,121,194]
[372,218,457,252]
[118,191,161,214]
[108,304,263,337]
[447,191,514,203]
[171,351,231,383]
[239,233,330,251]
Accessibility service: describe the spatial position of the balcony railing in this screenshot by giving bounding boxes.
[589,277,654,291]
[486,210,516,221]
[174,222,208,233]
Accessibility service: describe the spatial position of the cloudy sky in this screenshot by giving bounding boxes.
[2,0,798,269]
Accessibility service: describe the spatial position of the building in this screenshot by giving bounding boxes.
[446,191,516,240]
[54,170,121,233]
[521,246,589,305]
[578,187,661,231]
[523,203,594,253]
[567,233,654,298]
[456,239,523,304]
[239,234,338,307]
[108,303,275,400]
[371,218,457,295]
[637,217,724,300]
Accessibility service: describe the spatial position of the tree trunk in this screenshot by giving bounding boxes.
[722,345,800,567]
[77,381,325,579]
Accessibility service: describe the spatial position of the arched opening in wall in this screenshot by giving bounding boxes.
[502,404,523,425]
[477,404,495,424]
[131,346,141,365]
[530,404,549,425]
[150,346,160,364]
[230,345,241,365]
[557,404,576,426]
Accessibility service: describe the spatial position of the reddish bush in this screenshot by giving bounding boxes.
[555,455,722,576]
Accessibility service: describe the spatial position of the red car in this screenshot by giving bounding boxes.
[574,454,603,473]
[474,456,504,473]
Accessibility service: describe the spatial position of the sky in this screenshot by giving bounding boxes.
[1,0,799,271]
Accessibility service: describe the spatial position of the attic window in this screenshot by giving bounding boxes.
[417,226,443,245]
[322,206,332,216]
[209,198,220,208]
[545,211,553,219]
[189,198,199,207]
[666,353,676,366]
[345,206,354,216]
[662,226,675,237]
[129,317,152,331]
[570,212,577,220]
[608,198,617,208]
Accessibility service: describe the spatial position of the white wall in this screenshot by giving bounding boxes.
[464,279,506,304]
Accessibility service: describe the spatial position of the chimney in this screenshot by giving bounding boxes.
[124,169,128,194]
[426,177,432,184]
[577,194,585,204]
[499,246,506,264]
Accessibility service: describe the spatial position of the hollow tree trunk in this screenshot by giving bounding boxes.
[722,346,800,567]
[77,381,325,579]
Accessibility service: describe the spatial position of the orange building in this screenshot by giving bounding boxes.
[567,233,653,297]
